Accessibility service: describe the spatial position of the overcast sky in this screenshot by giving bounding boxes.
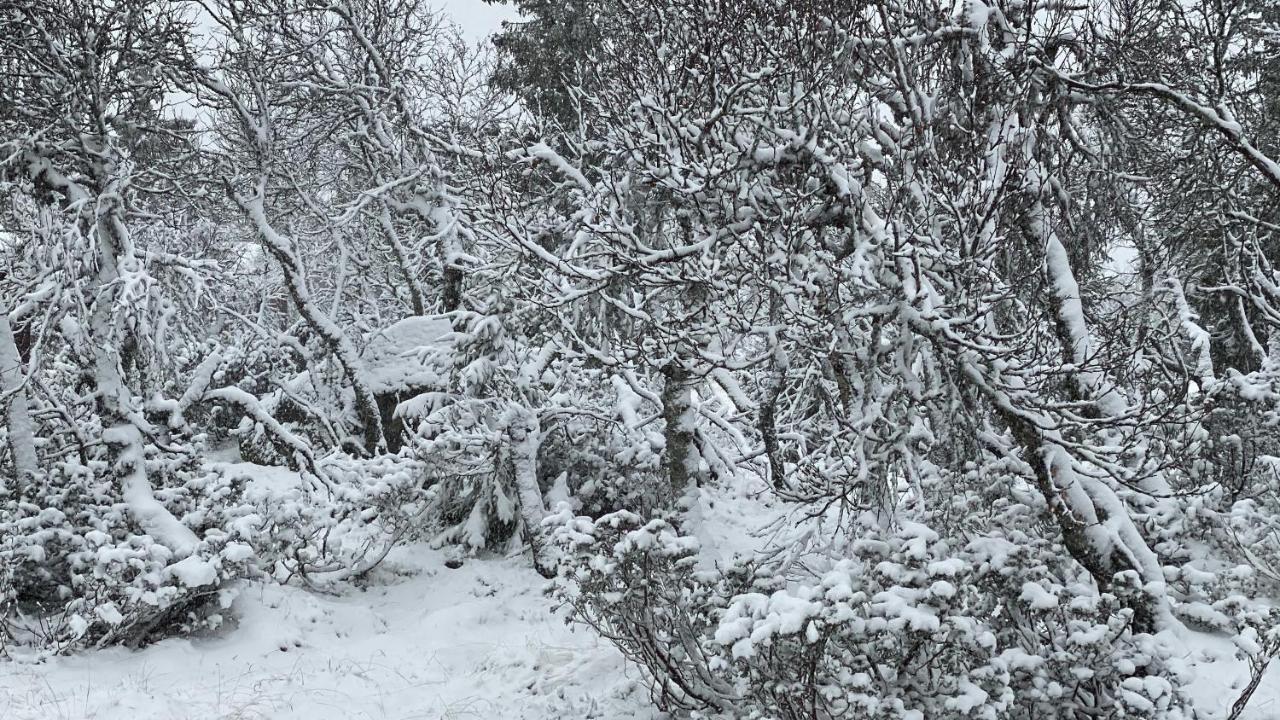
[434,0,522,39]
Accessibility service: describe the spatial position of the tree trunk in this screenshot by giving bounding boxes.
[244,187,385,454]
[661,361,700,497]
[994,199,1168,634]
[27,151,199,554]
[0,312,39,495]
[390,191,467,313]
[378,208,427,316]
[93,185,200,556]
[507,406,555,577]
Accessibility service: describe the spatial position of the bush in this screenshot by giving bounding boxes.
[550,508,742,714]
[243,452,433,586]
[407,395,669,556]
[0,447,435,655]
[537,412,669,517]
[549,510,1199,720]
[0,459,255,655]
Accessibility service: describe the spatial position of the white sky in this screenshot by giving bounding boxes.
[434,0,522,40]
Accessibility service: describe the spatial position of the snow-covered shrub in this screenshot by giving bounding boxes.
[550,508,741,714]
[963,539,1192,719]
[200,329,383,468]
[0,460,255,655]
[225,363,357,468]
[550,509,1198,720]
[391,309,531,553]
[237,453,433,586]
[1214,491,1280,594]
[412,397,674,560]
[405,399,522,551]
[537,411,668,518]
[1154,366,1280,604]
[395,305,673,564]
[1225,610,1280,720]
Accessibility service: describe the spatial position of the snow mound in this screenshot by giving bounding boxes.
[361,316,453,394]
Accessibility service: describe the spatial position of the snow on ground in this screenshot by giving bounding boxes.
[0,546,657,720]
[1181,628,1280,720]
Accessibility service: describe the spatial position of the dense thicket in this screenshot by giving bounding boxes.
[2,0,1279,716]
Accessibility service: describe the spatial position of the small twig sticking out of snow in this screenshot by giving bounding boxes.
[1228,628,1279,720]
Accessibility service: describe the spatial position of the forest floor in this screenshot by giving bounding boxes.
[0,540,657,720]
[1,464,1277,719]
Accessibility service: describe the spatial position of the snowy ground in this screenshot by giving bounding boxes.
[2,470,1278,719]
[1185,632,1280,720]
[0,546,657,720]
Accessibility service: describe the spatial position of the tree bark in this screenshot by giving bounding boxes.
[661,361,700,496]
[0,312,39,495]
[507,406,555,577]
